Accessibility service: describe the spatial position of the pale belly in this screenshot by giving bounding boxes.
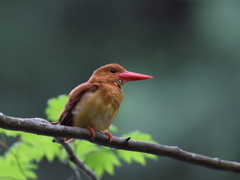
[72,90,121,133]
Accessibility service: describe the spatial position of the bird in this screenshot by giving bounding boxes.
[52,63,152,143]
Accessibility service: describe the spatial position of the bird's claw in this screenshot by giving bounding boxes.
[85,127,96,140]
[104,132,113,143]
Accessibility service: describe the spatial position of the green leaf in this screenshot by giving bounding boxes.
[0,129,23,137]
[84,148,121,178]
[73,140,99,158]
[109,124,118,133]
[24,171,37,179]
[1,128,57,162]
[0,147,38,180]
[0,156,28,180]
[0,130,60,179]
[20,132,61,162]
[45,95,69,121]
[117,131,158,165]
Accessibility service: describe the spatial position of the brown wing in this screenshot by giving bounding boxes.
[58,83,99,126]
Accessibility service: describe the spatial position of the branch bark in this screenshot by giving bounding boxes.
[54,137,99,180]
[1,113,240,174]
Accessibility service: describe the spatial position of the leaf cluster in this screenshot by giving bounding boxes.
[0,95,157,179]
[0,128,61,180]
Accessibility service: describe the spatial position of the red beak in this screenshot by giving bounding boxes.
[117,71,153,81]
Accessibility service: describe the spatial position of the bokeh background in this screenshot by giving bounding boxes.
[1,0,240,179]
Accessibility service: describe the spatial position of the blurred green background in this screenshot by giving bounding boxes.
[1,0,240,179]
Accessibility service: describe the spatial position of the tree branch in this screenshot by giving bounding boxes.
[1,113,240,173]
[54,137,99,180]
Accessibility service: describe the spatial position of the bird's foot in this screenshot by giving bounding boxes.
[64,138,74,143]
[104,132,113,143]
[51,121,59,125]
[84,127,96,140]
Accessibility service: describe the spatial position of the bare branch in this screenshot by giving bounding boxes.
[1,113,240,173]
[73,165,82,180]
[54,137,99,180]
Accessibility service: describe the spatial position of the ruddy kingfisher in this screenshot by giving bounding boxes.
[52,63,152,142]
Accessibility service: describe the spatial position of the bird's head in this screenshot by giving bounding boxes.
[88,63,152,88]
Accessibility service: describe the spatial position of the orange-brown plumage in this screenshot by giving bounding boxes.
[54,63,152,142]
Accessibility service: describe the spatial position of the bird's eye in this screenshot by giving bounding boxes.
[110,69,117,73]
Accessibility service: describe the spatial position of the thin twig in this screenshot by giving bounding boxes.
[0,134,28,179]
[54,137,99,180]
[0,133,8,149]
[1,113,240,173]
[73,165,82,180]
[67,174,76,180]
[11,151,28,180]
[1,133,7,147]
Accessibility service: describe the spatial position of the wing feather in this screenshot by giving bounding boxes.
[58,83,99,126]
